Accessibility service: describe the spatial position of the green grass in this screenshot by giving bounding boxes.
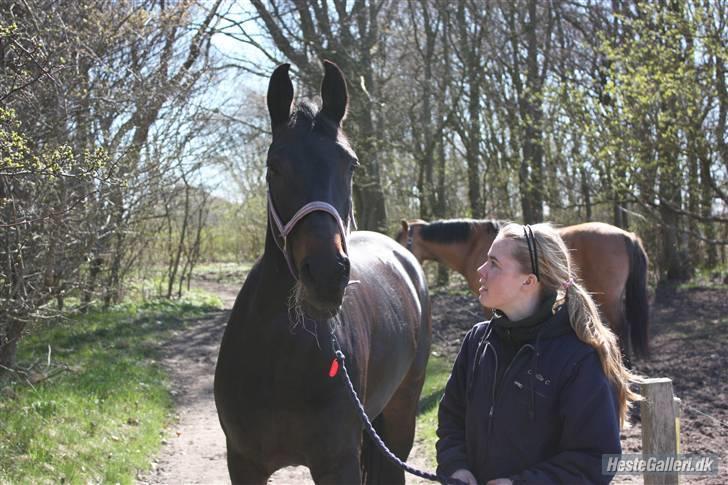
[0,290,222,484]
[415,354,454,465]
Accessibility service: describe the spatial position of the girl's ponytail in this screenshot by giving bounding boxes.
[566,281,641,426]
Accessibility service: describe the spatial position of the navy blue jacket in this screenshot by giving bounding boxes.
[436,306,621,484]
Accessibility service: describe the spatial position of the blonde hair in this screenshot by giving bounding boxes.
[498,222,640,426]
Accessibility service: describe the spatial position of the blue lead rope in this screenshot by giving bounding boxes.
[330,334,467,485]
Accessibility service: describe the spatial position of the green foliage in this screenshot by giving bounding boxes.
[0,107,37,171]
[0,292,222,483]
[552,0,727,278]
[0,22,18,38]
[1,109,108,175]
[199,193,266,263]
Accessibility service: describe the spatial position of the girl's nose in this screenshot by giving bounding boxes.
[477,262,487,277]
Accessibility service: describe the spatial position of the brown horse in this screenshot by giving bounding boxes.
[396,219,649,361]
[214,62,431,484]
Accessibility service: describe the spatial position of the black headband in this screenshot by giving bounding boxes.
[523,225,540,281]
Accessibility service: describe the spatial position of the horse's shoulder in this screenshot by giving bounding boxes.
[349,231,426,290]
[349,230,398,246]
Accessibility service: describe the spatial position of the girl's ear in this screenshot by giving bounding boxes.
[522,274,538,287]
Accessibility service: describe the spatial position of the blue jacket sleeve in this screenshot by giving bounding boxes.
[436,326,477,478]
[510,351,622,485]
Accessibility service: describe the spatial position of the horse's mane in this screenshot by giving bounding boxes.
[420,219,501,244]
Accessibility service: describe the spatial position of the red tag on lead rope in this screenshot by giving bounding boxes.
[328,358,339,378]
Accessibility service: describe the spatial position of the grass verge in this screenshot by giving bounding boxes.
[415,354,453,466]
[0,290,222,484]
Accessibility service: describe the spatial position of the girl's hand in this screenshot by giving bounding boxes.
[486,479,513,485]
[450,468,478,485]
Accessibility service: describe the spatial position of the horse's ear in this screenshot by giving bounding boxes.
[321,60,348,125]
[401,220,410,234]
[267,63,294,129]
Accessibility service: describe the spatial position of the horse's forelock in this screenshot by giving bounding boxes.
[290,100,340,138]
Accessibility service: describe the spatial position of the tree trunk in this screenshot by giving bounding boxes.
[700,147,718,267]
[466,77,483,218]
[168,182,191,299]
[687,137,701,267]
[520,0,545,223]
[658,157,689,280]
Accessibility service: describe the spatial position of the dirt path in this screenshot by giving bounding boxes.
[138,279,432,485]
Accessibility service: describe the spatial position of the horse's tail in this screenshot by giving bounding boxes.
[624,233,650,358]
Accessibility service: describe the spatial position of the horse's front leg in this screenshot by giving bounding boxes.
[309,450,361,485]
[225,443,270,485]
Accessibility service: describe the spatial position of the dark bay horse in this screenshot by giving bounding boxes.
[396,218,649,361]
[214,61,431,485]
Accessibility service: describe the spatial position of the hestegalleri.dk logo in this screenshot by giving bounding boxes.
[602,454,720,475]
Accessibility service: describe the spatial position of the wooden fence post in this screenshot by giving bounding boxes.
[640,377,680,485]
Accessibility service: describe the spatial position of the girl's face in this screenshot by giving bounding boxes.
[477,236,530,312]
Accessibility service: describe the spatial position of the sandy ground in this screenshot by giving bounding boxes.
[139,275,727,485]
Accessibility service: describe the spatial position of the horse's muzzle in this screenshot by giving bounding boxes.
[299,254,350,318]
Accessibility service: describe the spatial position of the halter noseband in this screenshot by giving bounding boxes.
[267,190,356,280]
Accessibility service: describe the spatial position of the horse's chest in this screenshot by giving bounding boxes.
[224,330,337,420]
[229,366,337,462]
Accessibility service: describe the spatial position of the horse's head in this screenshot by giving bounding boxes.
[395,219,430,263]
[265,61,358,320]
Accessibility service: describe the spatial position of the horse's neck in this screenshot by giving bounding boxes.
[423,239,470,278]
[258,226,297,301]
[423,224,493,294]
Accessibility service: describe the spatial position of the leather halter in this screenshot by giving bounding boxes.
[406,225,414,252]
[267,190,356,280]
